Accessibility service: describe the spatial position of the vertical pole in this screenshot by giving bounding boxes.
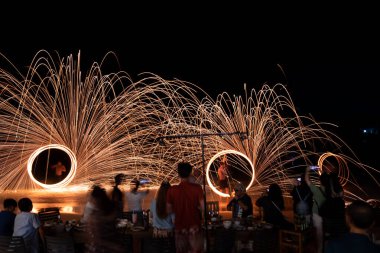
[201,136,209,252]
[44,149,51,184]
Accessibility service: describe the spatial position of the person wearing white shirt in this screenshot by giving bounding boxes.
[125,179,149,211]
[13,198,45,253]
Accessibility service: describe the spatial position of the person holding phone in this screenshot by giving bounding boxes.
[305,165,329,253]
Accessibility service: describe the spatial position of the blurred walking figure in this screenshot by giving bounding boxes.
[85,185,125,253]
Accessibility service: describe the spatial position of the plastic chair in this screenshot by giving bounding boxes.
[0,236,25,253]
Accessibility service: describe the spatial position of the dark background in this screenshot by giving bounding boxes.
[1,7,379,170]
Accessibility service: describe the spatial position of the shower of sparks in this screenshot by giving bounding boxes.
[1,51,379,202]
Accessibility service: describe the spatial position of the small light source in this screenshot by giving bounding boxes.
[363,129,367,133]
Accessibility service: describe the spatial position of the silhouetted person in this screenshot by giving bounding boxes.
[329,172,344,198]
[321,171,347,240]
[256,183,293,230]
[111,173,125,219]
[291,174,313,229]
[325,200,380,253]
[0,198,17,236]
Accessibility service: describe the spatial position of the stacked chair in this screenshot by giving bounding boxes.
[0,236,25,253]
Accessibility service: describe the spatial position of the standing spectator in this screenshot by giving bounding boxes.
[111,173,125,219]
[167,162,204,253]
[227,182,253,219]
[305,166,329,253]
[13,198,45,253]
[320,172,347,240]
[150,181,175,252]
[256,183,293,230]
[0,198,17,236]
[85,185,125,253]
[125,179,149,212]
[325,200,380,253]
[291,174,313,229]
[329,172,344,198]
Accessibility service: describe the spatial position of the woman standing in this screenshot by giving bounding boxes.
[149,181,175,252]
[256,183,293,230]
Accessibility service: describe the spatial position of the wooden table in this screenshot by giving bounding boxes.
[123,227,152,253]
[207,224,277,253]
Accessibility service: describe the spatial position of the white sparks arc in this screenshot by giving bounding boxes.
[0,50,379,202]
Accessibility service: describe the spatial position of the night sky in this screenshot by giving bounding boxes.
[1,10,379,169]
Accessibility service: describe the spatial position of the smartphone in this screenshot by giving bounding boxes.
[310,165,319,171]
[139,179,150,184]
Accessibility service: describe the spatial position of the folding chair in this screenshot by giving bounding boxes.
[0,236,25,253]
